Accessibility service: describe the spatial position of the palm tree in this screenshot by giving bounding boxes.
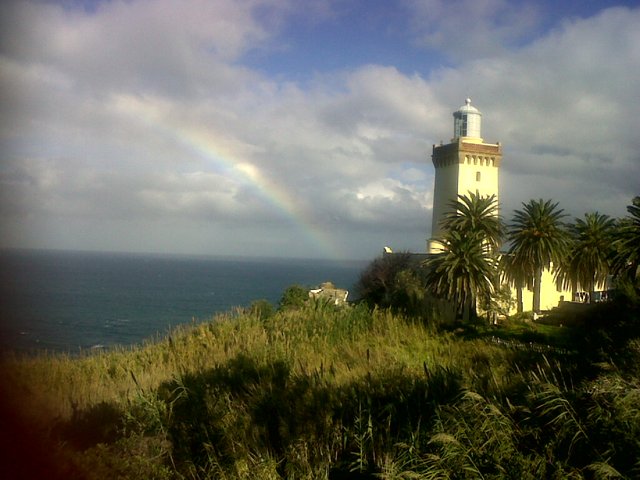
[425,229,497,321]
[507,199,569,313]
[555,212,615,303]
[425,193,502,321]
[441,193,503,252]
[500,253,530,314]
[612,196,640,281]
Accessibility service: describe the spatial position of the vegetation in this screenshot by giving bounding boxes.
[425,194,501,322]
[612,196,640,281]
[555,212,616,303]
[356,195,640,322]
[2,283,639,479]
[278,285,309,310]
[2,196,639,479]
[355,252,425,315]
[506,199,570,313]
[499,253,529,314]
[439,192,504,251]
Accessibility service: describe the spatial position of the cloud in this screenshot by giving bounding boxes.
[0,0,288,95]
[1,0,639,258]
[404,0,542,61]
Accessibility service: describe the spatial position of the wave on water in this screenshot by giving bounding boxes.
[0,249,368,353]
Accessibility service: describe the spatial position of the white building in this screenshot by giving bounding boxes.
[427,99,502,253]
[427,99,572,313]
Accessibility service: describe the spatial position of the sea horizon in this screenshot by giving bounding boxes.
[0,245,372,263]
[0,248,369,354]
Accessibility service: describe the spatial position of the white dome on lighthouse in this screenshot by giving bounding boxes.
[453,98,482,140]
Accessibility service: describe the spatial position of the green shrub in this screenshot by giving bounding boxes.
[249,298,274,319]
[3,291,640,479]
[510,311,534,322]
[355,252,435,320]
[278,284,308,310]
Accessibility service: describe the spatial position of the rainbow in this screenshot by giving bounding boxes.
[114,95,345,259]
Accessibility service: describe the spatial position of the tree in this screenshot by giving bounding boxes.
[479,283,515,322]
[355,252,417,310]
[425,193,501,321]
[507,199,569,313]
[612,196,640,281]
[556,212,616,303]
[425,230,498,322]
[500,253,530,314]
[389,268,428,317]
[250,299,275,319]
[441,193,504,252]
[278,285,308,310]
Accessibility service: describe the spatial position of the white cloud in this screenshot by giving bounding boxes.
[1,0,638,258]
[0,0,288,94]
[404,0,542,61]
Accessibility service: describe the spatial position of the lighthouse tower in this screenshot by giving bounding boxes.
[427,99,502,253]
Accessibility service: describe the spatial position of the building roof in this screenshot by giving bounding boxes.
[455,98,481,116]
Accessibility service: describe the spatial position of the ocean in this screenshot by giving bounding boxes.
[0,249,369,354]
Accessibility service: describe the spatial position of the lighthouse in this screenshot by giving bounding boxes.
[427,99,502,253]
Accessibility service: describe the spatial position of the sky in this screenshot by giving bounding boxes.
[1,0,639,260]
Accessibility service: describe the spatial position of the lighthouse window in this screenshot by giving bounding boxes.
[476,171,481,181]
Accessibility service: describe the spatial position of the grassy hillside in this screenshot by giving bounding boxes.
[1,299,639,479]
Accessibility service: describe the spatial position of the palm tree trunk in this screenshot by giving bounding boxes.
[533,266,542,313]
[463,301,470,322]
[455,295,464,321]
[469,296,477,322]
[516,281,523,314]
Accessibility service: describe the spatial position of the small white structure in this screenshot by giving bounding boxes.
[309,282,349,306]
[453,97,483,139]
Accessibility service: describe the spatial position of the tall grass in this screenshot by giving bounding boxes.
[1,299,638,479]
